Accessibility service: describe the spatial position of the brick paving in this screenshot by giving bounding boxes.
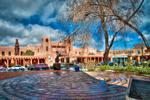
[86,71,130,87]
[0,71,127,100]
[0,70,67,80]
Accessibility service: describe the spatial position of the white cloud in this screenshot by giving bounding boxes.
[0,19,26,37]
[41,3,56,24]
[109,35,113,43]
[89,38,102,50]
[138,31,150,40]
[0,0,69,46]
[26,24,66,41]
[0,0,68,29]
[0,0,49,19]
[115,36,122,41]
[114,35,132,42]
[0,19,66,46]
[125,37,132,42]
[144,34,150,40]
[40,0,68,24]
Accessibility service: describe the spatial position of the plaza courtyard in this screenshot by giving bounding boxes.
[0,70,128,100]
[0,0,150,100]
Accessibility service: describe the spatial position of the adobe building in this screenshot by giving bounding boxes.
[0,36,150,67]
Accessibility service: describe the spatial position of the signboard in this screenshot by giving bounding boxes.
[127,76,150,100]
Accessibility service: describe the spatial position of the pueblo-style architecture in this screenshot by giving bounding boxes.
[0,36,150,67]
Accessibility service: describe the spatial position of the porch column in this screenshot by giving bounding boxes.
[6,59,9,68]
[85,57,87,63]
[23,59,25,66]
[93,58,95,62]
[14,59,17,65]
[11,58,14,64]
[38,58,39,64]
[90,57,92,61]
[82,58,84,63]
[44,58,46,63]
[64,58,66,63]
[128,56,132,63]
[137,56,140,62]
[101,57,104,62]
[31,59,32,64]
[110,57,113,62]
[99,57,101,62]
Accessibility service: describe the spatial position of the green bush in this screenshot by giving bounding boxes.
[96,65,150,75]
[135,67,150,75]
[96,65,110,71]
[23,50,34,56]
[111,66,125,72]
[142,61,150,67]
[125,66,136,72]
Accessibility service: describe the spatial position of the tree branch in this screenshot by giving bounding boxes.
[109,0,149,50]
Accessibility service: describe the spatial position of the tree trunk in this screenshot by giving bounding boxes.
[99,16,110,64]
[103,47,110,64]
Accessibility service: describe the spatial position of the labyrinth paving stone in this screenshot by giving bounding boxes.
[0,71,127,100]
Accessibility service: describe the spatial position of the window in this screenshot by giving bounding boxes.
[136,50,140,54]
[89,53,94,55]
[61,46,65,48]
[2,51,5,56]
[21,51,23,55]
[8,51,11,56]
[52,46,56,48]
[46,38,49,42]
[145,49,150,53]
[46,46,48,51]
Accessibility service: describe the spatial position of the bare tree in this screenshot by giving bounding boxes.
[67,0,149,64]
[111,0,149,50]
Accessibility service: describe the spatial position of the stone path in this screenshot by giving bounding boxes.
[0,71,127,100]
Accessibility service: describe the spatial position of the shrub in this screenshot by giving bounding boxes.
[135,67,150,75]
[85,62,96,71]
[125,66,136,72]
[96,65,150,75]
[111,66,125,72]
[96,65,110,71]
[23,50,34,56]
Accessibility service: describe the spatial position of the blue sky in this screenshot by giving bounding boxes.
[0,0,149,51]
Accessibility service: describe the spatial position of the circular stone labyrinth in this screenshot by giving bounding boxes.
[0,71,127,100]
